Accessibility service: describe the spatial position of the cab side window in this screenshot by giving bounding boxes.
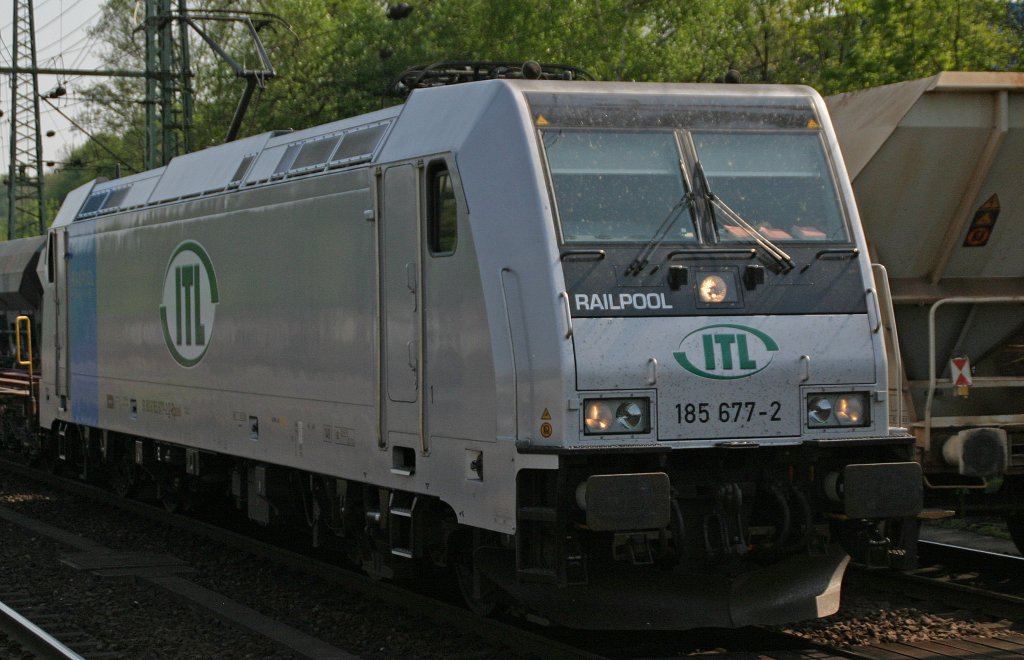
[427,164,457,256]
[47,233,56,283]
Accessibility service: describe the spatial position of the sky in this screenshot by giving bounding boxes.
[0,0,111,176]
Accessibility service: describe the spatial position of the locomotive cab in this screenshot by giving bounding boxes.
[423,82,924,627]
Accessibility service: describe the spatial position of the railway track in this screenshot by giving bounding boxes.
[0,455,593,659]
[853,540,1024,622]
[6,453,1024,658]
[0,455,859,658]
[0,597,83,660]
[841,541,1024,658]
[559,625,875,658]
[917,538,1024,576]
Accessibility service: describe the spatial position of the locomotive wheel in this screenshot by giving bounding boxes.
[1007,514,1024,555]
[453,543,503,617]
[162,491,181,513]
[110,453,137,498]
[161,476,187,513]
[38,433,60,474]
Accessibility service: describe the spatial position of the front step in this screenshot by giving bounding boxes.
[515,469,588,586]
[388,491,418,558]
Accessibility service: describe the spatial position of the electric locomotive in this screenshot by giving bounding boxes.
[4,71,922,629]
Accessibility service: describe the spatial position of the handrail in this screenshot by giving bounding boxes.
[924,296,1024,448]
[559,292,573,339]
[15,316,35,414]
[15,316,32,376]
[666,248,755,260]
[815,247,859,260]
[871,264,903,428]
[865,288,881,333]
[559,249,606,261]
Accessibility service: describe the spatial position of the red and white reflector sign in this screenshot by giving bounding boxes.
[950,357,972,387]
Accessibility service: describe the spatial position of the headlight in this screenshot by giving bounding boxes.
[698,275,728,303]
[808,396,832,425]
[583,397,650,435]
[584,401,613,433]
[806,392,870,429]
[835,395,866,425]
[616,401,644,430]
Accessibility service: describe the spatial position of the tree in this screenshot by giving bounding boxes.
[36,0,1023,213]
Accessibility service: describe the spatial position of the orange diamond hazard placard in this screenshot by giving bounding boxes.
[962,194,1000,247]
[950,357,972,387]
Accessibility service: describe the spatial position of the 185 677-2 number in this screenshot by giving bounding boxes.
[675,401,782,424]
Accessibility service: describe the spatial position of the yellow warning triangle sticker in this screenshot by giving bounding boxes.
[536,114,550,126]
[806,119,820,129]
[541,408,552,420]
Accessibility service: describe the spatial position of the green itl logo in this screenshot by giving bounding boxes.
[160,240,219,367]
[674,324,778,380]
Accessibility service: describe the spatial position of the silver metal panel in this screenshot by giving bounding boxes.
[444,82,580,448]
[375,80,578,448]
[421,162,497,449]
[93,172,375,402]
[42,82,569,536]
[54,228,69,406]
[149,133,272,202]
[118,172,162,209]
[71,170,377,464]
[50,180,97,229]
[574,314,880,443]
[245,144,289,184]
[382,165,420,405]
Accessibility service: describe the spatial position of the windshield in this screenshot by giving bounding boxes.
[542,130,693,243]
[693,131,847,242]
[531,92,851,247]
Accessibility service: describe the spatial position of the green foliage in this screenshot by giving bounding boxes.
[37,0,1023,225]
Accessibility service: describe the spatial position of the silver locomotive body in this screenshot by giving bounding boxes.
[33,80,920,628]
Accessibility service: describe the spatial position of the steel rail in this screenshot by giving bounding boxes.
[917,538,1024,574]
[851,541,1024,623]
[0,599,84,660]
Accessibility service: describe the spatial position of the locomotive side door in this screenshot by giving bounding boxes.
[379,164,424,453]
[52,229,70,408]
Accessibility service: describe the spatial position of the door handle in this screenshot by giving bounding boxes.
[407,340,418,370]
[405,262,417,293]
[866,288,881,333]
[799,355,811,383]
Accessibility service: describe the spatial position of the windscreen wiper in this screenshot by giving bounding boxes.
[626,191,695,275]
[695,160,795,273]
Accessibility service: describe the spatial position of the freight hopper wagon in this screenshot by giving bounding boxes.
[827,73,1024,552]
[23,79,922,629]
[0,236,45,450]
